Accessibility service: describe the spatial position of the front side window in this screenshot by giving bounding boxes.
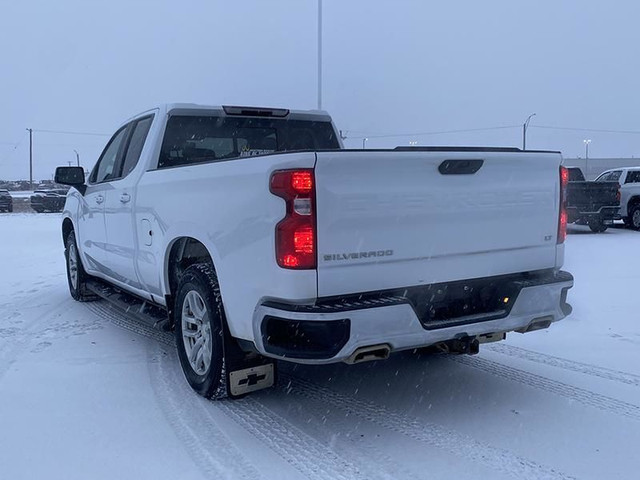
[91,127,128,183]
[595,172,612,182]
[158,115,340,169]
[120,116,154,178]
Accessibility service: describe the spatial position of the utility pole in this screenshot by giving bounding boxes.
[522,113,536,150]
[317,0,323,110]
[74,149,80,167]
[26,128,33,190]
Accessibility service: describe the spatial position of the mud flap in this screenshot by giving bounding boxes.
[221,319,276,399]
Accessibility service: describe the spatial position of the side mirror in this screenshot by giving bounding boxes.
[55,166,86,194]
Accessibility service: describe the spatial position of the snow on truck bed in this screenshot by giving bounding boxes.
[0,212,639,480]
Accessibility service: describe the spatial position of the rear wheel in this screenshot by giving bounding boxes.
[630,205,640,230]
[65,231,97,301]
[7,205,12,213]
[175,263,227,400]
[588,219,608,233]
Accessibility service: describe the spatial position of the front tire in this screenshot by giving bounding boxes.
[175,263,227,400]
[65,231,96,301]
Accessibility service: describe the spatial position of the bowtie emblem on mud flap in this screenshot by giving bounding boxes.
[229,364,275,396]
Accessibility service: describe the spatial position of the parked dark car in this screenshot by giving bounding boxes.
[565,166,620,232]
[30,189,68,213]
[0,189,13,212]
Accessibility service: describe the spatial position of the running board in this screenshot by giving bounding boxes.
[85,279,170,331]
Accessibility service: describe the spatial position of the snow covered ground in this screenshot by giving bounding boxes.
[0,213,638,480]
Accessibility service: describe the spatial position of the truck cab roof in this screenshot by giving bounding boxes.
[125,103,333,124]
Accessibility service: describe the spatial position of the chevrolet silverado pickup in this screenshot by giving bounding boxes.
[55,103,574,399]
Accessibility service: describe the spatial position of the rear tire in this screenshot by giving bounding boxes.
[65,231,97,302]
[630,205,640,230]
[588,219,608,233]
[175,263,227,400]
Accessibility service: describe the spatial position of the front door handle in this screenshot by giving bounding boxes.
[120,193,131,204]
[95,195,104,204]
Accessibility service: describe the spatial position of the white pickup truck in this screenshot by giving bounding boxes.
[55,103,574,399]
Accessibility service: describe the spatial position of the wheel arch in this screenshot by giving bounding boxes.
[62,217,74,246]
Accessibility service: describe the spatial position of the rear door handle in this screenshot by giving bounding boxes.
[95,195,104,204]
[120,193,131,204]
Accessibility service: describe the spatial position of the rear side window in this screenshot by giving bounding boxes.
[596,172,612,182]
[158,115,340,169]
[625,171,640,184]
[609,170,622,183]
[120,116,154,178]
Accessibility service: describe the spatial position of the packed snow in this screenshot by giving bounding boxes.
[0,213,639,480]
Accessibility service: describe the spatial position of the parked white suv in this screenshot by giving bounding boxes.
[55,104,574,399]
[595,167,640,229]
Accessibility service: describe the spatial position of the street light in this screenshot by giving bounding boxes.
[583,139,591,159]
[73,149,80,167]
[362,138,368,149]
[317,0,322,110]
[522,113,536,150]
[584,139,591,178]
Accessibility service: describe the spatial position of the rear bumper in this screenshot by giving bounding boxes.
[567,206,618,223]
[252,270,574,364]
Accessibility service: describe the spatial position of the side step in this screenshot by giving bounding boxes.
[86,279,170,330]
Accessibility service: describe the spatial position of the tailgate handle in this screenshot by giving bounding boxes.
[438,159,484,175]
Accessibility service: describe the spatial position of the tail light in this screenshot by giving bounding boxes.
[558,166,568,244]
[616,186,621,203]
[270,169,316,269]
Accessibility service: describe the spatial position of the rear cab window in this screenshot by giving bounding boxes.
[567,168,585,181]
[158,114,340,169]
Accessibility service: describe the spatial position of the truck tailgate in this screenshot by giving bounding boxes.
[314,150,561,297]
[566,181,619,210]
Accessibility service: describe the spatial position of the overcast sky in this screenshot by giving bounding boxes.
[1,0,640,181]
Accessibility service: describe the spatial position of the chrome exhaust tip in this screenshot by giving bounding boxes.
[344,344,391,364]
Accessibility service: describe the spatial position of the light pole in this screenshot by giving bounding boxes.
[74,149,80,167]
[584,139,591,178]
[522,113,536,150]
[362,138,368,149]
[317,0,322,110]
[583,139,591,159]
[26,128,33,190]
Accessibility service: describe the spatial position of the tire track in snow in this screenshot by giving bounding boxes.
[90,302,374,480]
[215,397,373,480]
[283,374,575,480]
[487,343,640,387]
[261,388,428,480]
[0,295,77,381]
[450,355,640,421]
[150,345,262,480]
